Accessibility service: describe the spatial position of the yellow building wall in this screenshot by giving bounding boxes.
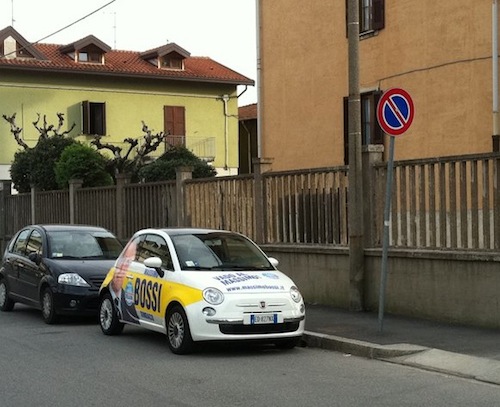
[0,72,240,175]
[260,0,494,170]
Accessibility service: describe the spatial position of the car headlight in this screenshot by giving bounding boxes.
[203,287,224,305]
[290,286,302,303]
[58,273,90,287]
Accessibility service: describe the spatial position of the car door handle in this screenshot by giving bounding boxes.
[126,274,134,279]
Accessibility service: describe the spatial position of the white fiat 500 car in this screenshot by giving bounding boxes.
[98,228,305,354]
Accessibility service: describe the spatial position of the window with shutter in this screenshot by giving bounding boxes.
[82,101,106,135]
[347,0,385,36]
[164,106,186,147]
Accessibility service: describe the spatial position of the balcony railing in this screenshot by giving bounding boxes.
[166,135,215,162]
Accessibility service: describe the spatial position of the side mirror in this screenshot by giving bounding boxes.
[268,257,279,268]
[144,256,165,278]
[28,252,41,265]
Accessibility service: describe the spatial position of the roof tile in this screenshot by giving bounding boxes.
[0,41,254,86]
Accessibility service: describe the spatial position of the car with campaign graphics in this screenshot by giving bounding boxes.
[98,228,305,354]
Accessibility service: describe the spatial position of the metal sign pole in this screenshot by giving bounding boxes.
[378,135,395,333]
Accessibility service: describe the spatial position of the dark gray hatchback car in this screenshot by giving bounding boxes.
[0,224,123,323]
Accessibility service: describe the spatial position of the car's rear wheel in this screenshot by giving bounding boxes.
[41,287,59,324]
[166,305,194,355]
[0,279,15,311]
[99,292,124,335]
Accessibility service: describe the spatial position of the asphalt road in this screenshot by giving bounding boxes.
[1,305,499,407]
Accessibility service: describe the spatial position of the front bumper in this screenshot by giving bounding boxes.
[52,285,100,316]
[185,293,306,342]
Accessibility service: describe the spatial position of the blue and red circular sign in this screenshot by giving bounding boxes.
[376,88,414,136]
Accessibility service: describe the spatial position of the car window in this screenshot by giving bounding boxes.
[172,233,273,271]
[47,230,123,259]
[136,234,173,270]
[26,230,43,255]
[12,229,30,256]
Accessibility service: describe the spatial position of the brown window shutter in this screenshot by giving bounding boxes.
[164,106,174,135]
[100,102,106,135]
[174,106,185,135]
[164,105,186,146]
[372,91,383,144]
[372,0,385,31]
[343,96,349,165]
[164,106,185,135]
[82,100,90,134]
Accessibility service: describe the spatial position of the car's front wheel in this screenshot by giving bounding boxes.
[99,292,124,335]
[41,287,59,324]
[0,279,15,312]
[166,305,194,355]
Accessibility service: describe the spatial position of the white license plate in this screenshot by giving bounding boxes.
[245,313,281,325]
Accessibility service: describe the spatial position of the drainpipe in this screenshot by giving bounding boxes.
[493,0,499,140]
[222,94,230,171]
[256,0,262,158]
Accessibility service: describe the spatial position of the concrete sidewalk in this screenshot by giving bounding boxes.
[302,305,500,385]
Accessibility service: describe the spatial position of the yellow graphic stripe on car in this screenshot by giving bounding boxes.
[161,281,204,309]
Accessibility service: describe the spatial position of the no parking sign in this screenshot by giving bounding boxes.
[376,88,414,136]
[377,87,414,332]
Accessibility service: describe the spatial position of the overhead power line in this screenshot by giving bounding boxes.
[31,0,116,45]
[4,0,116,58]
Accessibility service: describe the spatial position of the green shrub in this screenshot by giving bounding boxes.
[55,143,113,188]
[139,146,216,182]
[10,136,76,192]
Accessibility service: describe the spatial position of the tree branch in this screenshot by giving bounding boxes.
[2,113,29,149]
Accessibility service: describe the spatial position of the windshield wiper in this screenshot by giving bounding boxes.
[217,264,274,271]
[53,255,82,260]
[80,255,106,260]
[182,265,217,271]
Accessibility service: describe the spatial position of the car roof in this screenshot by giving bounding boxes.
[137,228,234,237]
[34,224,113,233]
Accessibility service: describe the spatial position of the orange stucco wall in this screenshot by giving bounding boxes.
[260,1,494,171]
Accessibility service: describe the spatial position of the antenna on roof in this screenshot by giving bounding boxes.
[112,11,116,49]
[11,0,15,26]
[104,11,117,49]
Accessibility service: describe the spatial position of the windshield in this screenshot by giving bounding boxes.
[48,230,123,260]
[171,232,274,271]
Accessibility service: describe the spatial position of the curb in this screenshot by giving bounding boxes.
[302,331,500,386]
[302,331,428,359]
[386,349,500,386]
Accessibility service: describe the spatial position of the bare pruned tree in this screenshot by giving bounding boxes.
[2,113,28,149]
[91,121,166,176]
[33,113,76,139]
[3,112,76,149]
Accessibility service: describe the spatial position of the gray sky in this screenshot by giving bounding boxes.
[0,0,258,106]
